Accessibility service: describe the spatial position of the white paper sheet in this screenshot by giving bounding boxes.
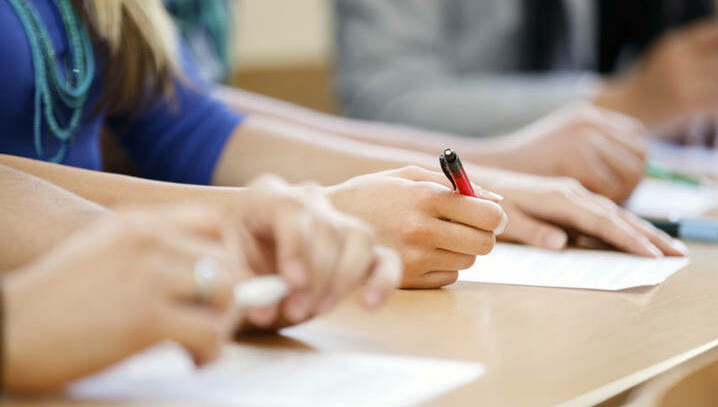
[69,343,484,407]
[626,178,718,219]
[649,141,718,178]
[459,243,689,291]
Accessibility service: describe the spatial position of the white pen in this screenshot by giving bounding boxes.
[234,275,290,308]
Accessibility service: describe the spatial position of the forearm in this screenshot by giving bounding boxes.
[0,165,107,271]
[214,87,518,169]
[212,116,450,186]
[212,116,523,194]
[0,154,244,213]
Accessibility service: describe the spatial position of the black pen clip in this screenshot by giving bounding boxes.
[439,154,457,191]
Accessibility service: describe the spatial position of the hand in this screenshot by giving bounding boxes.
[472,169,688,257]
[479,104,647,203]
[326,166,507,289]
[231,175,402,330]
[5,206,241,394]
[595,19,718,127]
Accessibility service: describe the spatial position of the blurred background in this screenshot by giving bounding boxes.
[231,0,336,113]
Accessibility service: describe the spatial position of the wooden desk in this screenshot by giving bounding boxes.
[5,242,718,407]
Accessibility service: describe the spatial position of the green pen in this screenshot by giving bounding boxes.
[645,163,705,187]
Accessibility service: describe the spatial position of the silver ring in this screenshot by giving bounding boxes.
[193,257,219,303]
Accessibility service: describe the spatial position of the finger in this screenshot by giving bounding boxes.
[145,205,247,273]
[585,107,648,158]
[570,196,663,257]
[499,205,568,250]
[273,209,312,288]
[396,165,503,202]
[160,306,230,366]
[578,146,622,199]
[236,225,273,275]
[432,191,507,233]
[429,219,496,255]
[246,306,280,328]
[282,289,313,324]
[361,246,402,309]
[618,211,689,257]
[425,249,477,271]
[149,234,237,310]
[318,224,375,313]
[406,271,459,290]
[152,204,228,242]
[306,217,342,315]
[590,133,644,191]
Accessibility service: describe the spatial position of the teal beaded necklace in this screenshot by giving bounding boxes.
[6,0,95,163]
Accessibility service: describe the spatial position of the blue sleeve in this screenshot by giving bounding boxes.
[107,42,245,185]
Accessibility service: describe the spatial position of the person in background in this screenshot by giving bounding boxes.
[0,164,401,394]
[334,0,717,141]
[0,0,684,297]
[158,0,652,201]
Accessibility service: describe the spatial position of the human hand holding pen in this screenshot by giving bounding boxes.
[326,166,506,288]
[232,175,402,331]
[4,206,243,394]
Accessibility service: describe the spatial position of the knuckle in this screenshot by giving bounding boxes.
[476,233,496,255]
[456,254,477,270]
[402,219,433,243]
[484,202,506,231]
[412,183,441,204]
[439,271,459,287]
[402,164,423,175]
[401,248,427,272]
[557,177,584,194]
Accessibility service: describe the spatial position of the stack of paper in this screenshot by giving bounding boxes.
[626,178,718,219]
[69,343,484,407]
[459,243,689,291]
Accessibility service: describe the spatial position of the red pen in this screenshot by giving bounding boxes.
[439,148,476,197]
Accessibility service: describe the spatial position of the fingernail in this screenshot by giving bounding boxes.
[283,259,306,288]
[362,291,382,310]
[494,213,508,235]
[317,296,338,314]
[286,293,311,322]
[477,188,504,202]
[544,233,567,250]
[647,244,663,258]
[671,238,689,256]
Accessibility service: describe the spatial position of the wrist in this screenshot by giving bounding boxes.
[594,77,654,126]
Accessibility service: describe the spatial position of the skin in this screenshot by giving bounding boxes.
[214,89,648,201]
[1,107,686,288]
[2,177,402,394]
[465,104,647,203]
[0,164,108,272]
[595,20,718,129]
[4,206,242,394]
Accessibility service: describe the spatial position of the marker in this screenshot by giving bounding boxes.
[234,275,290,308]
[646,218,718,242]
[645,163,707,187]
[440,148,476,197]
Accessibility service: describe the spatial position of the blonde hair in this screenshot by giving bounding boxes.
[72,0,179,116]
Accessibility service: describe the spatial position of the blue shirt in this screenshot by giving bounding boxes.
[0,0,245,185]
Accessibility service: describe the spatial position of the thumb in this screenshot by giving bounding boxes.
[500,205,568,251]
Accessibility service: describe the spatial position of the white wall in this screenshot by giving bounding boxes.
[233,0,333,68]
